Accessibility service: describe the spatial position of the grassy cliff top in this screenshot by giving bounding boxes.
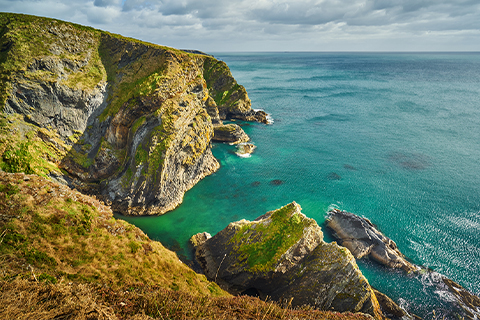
[0,169,221,293]
[0,170,372,320]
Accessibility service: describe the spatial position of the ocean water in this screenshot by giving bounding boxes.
[118,52,480,318]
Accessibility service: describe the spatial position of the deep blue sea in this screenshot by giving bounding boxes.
[118,52,480,318]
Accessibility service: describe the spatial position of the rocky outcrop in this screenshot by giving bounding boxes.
[235,142,256,157]
[212,123,249,144]
[373,289,408,319]
[326,209,417,272]
[0,13,264,215]
[326,210,480,320]
[191,202,384,319]
[442,278,480,320]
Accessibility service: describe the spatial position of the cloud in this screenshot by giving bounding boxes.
[1,0,480,51]
[93,0,121,8]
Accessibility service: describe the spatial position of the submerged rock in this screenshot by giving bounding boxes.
[191,202,384,319]
[326,209,417,273]
[270,179,284,185]
[327,172,342,180]
[235,143,256,157]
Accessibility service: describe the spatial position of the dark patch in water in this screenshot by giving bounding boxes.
[344,164,357,171]
[308,113,350,123]
[270,179,284,186]
[327,172,342,180]
[388,152,431,170]
[251,181,261,187]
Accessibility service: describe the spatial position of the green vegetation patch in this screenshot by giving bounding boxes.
[230,203,314,273]
[0,13,104,107]
[0,114,67,177]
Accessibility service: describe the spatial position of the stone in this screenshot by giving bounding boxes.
[212,123,249,144]
[326,209,417,272]
[373,289,407,318]
[235,143,256,157]
[192,202,385,319]
[189,232,211,247]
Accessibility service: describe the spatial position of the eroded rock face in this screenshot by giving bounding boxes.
[191,202,384,319]
[326,209,417,272]
[0,14,263,216]
[212,123,249,144]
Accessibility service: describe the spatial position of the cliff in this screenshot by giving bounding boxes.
[191,202,385,319]
[0,170,374,320]
[0,12,264,216]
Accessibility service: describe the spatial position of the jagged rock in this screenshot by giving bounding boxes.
[191,202,384,319]
[442,278,480,320]
[189,232,211,247]
[212,123,249,144]
[0,13,262,216]
[235,143,256,157]
[373,289,407,319]
[326,209,417,273]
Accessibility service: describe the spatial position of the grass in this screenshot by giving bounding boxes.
[230,203,315,273]
[0,170,220,294]
[0,113,67,177]
[0,278,374,320]
[0,170,374,320]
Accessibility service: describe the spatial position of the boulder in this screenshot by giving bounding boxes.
[326,209,417,273]
[235,143,256,157]
[373,289,407,318]
[212,123,249,144]
[191,202,384,319]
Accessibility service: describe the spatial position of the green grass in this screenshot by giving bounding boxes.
[230,203,315,273]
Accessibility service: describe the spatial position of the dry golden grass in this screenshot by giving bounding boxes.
[0,170,221,295]
[0,170,374,320]
[0,279,374,320]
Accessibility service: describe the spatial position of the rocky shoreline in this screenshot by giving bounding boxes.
[191,205,480,320]
[191,202,385,319]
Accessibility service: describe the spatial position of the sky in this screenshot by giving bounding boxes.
[2,0,480,52]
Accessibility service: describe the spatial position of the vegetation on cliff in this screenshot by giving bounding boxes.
[0,12,389,320]
[0,12,258,216]
[0,170,375,320]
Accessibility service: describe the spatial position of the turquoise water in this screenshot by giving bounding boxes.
[118,52,480,318]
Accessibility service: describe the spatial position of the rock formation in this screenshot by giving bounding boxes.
[235,143,256,157]
[327,209,480,320]
[326,209,417,272]
[0,13,264,215]
[191,202,385,319]
[212,123,249,144]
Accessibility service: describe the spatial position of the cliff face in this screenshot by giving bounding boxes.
[0,13,260,215]
[191,202,384,319]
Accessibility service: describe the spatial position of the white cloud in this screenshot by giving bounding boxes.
[1,0,480,51]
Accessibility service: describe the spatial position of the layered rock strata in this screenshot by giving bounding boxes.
[0,13,264,215]
[326,209,417,272]
[212,123,249,144]
[191,202,384,319]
